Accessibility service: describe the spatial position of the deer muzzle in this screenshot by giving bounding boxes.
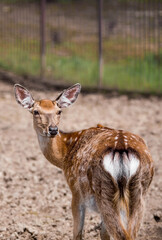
[48,125,58,136]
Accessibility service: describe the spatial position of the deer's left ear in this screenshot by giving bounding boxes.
[56,83,81,108]
[14,84,35,110]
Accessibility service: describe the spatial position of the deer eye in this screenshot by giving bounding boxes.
[33,110,39,116]
[57,110,62,115]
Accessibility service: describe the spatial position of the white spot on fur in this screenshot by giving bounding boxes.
[123,135,127,140]
[78,131,82,135]
[115,136,118,140]
[75,137,78,141]
[131,135,138,140]
[64,137,67,141]
[124,137,128,148]
[68,137,73,144]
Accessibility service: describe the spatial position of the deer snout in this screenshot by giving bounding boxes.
[48,125,58,136]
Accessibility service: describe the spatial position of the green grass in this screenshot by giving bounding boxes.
[0,48,40,77]
[0,44,161,93]
[46,55,99,86]
[103,55,162,92]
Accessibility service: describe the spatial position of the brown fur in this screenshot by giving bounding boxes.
[39,99,54,109]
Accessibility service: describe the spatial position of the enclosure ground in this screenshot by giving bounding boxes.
[0,80,162,240]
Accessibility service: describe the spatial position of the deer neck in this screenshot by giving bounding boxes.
[36,130,68,169]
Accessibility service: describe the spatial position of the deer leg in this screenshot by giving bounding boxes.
[71,194,85,240]
[100,221,111,240]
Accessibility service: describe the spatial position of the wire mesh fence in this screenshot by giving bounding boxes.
[0,0,161,93]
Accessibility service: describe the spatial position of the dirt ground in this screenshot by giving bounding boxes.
[0,80,162,240]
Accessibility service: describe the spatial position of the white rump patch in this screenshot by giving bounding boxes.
[128,153,140,176]
[103,152,121,180]
[103,151,140,180]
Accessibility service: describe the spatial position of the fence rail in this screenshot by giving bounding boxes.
[0,0,161,93]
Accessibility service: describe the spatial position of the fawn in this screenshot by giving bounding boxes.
[14,83,154,240]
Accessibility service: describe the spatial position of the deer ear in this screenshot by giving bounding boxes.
[14,84,34,110]
[56,83,81,108]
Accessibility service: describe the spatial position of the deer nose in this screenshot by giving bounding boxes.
[49,126,58,136]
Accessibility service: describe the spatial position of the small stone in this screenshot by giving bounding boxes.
[0,227,7,232]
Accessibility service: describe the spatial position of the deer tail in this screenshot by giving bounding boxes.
[90,150,141,240]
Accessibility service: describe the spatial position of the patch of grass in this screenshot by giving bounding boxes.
[0,47,40,77]
[46,55,98,86]
[103,55,162,92]
[0,43,161,93]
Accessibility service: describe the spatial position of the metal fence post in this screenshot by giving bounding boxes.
[98,0,103,89]
[40,0,46,81]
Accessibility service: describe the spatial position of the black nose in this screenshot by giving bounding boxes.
[49,126,58,136]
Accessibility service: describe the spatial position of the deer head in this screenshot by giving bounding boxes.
[14,83,81,137]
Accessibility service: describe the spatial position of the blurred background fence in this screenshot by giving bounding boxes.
[0,0,161,93]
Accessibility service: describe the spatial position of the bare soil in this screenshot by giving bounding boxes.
[0,80,162,240]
